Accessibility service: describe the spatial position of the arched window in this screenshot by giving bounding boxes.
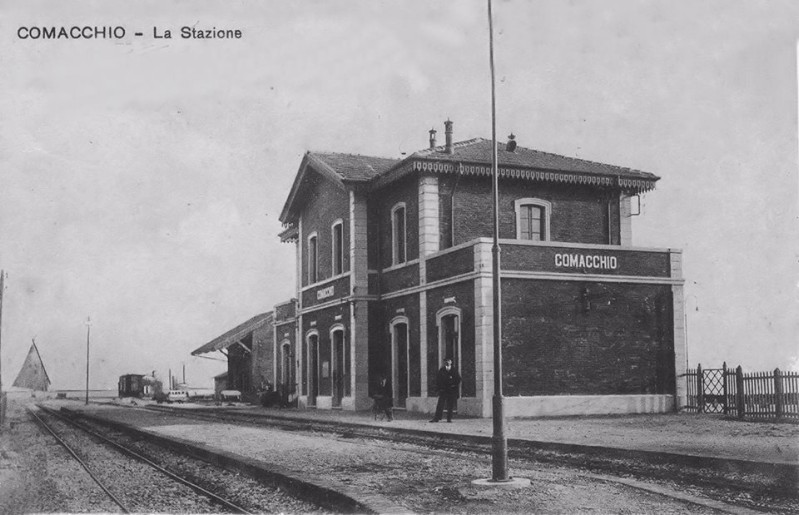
[331,219,344,276]
[307,232,319,283]
[391,203,407,265]
[514,198,551,241]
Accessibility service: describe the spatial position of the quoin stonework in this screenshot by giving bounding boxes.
[193,121,686,418]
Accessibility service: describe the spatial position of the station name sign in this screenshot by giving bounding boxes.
[554,253,618,270]
[317,285,335,300]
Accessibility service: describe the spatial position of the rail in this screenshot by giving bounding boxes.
[34,405,254,514]
[28,407,130,513]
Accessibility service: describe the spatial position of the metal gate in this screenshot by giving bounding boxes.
[686,363,731,413]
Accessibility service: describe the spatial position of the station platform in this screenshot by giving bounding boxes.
[114,399,799,466]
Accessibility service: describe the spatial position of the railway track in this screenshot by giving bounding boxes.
[29,405,324,514]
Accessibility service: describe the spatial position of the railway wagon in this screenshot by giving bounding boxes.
[118,374,147,398]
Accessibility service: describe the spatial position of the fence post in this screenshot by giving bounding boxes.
[736,365,745,419]
[697,363,704,413]
[774,368,784,419]
[722,361,728,415]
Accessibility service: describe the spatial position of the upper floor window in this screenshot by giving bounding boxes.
[307,232,318,283]
[331,220,344,276]
[514,198,551,241]
[391,203,407,265]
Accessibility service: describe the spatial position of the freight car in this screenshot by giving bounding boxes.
[118,374,146,398]
[119,373,162,399]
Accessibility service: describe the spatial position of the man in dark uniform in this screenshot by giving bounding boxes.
[373,375,393,421]
[430,358,461,423]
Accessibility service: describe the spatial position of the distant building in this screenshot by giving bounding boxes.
[195,121,686,417]
[191,312,274,403]
[13,340,51,392]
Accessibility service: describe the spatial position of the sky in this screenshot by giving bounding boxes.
[0,0,797,390]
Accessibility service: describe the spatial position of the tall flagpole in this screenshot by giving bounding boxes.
[488,0,509,482]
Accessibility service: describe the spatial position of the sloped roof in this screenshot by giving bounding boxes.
[308,152,399,182]
[191,312,273,356]
[372,138,659,193]
[279,151,400,226]
[414,138,656,180]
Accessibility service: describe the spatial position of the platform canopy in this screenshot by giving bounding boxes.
[191,312,273,356]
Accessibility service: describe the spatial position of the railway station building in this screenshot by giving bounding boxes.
[198,121,686,417]
[273,121,686,417]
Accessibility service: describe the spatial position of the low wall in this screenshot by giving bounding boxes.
[505,394,675,417]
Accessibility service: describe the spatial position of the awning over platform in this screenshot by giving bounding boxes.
[191,312,273,355]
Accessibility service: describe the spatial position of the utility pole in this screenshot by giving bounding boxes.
[488,0,508,482]
[473,0,529,489]
[85,317,91,405]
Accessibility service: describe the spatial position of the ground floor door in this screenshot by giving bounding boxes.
[440,312,460,404]
[332,330,344,407]
[308,335,318,407]
[393,322,408,409]
[281,343,292,404]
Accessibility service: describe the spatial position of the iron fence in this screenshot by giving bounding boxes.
[684,363,799,421]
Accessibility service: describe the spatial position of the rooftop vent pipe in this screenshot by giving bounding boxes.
[444,119,454,154]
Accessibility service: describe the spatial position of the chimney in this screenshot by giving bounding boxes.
[444,119,454,154]
[506,133,517,152]
[429,128,437,149]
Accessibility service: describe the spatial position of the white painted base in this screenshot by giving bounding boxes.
[315,396,332,410]
[300,394,674,417]
[471,477,531,489]
[404,396,438,413]
[504,395,675,417]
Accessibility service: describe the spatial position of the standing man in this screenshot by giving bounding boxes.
[429,358,461,423]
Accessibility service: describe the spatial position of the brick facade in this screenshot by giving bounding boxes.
[265,135,683,417]
[452,177,619,246]
[502,279,674,396]
[299,172,350,287]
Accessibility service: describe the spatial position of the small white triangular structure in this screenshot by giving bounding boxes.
[12,339,51,392]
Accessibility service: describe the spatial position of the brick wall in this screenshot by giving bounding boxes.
[300,170,350,287]
[426,245,474,283]
[274,321,296,396]
[502,279,675,396]
[452,177,618,245]
[425,282,476,398]
[369,294,422,397]
[301,304,351,398]
[251,321,275,390]
[274,301,296,323]
[380,262,419,293]
[370,175,419,270]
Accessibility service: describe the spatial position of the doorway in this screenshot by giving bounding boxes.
[331,329,345,407]
[281,342,292,405]
[391,319,409,409]
[307,334,319,407]
[438,309,461,398]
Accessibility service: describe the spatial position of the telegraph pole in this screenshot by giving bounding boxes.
[487,0,508,482]
[85,317,91,405]
[473,0,529,489]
